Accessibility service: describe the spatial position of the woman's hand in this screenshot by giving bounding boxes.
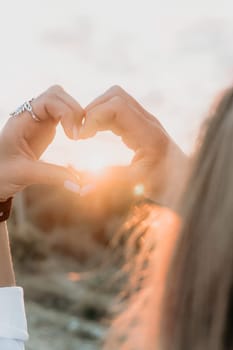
[0,85,84,201]
[79,86,188,205]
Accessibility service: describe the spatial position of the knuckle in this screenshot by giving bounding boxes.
[56,110,65,120]
[48,84,64,96]
[86,111,101,130]
[86,110,94,120]
[108,85,124,96]
[110,95,124,109]
[108,96,125,122]
[87,111,99,125]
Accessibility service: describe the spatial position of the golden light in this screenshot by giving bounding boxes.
[80,154,109,174]
[45,130,134,174]
[71,137,133,173]
[134,184,145,196]
[67,272,81,282]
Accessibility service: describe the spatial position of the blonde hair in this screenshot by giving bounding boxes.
[105,86,233,350]
[161,86,233,350]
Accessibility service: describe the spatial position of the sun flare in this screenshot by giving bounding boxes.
[74,136,133,173]
[80,154,110,174]
[134,184,145,196]
[45,130,134,174]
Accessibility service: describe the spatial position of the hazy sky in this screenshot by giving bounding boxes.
[0,0,232,170]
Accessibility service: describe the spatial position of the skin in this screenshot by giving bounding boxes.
[0,85,84,201]
[0,85,84,286]
[0,84,188,287]
[81,86,189,205]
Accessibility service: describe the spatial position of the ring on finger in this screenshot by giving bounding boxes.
[10,99,41,122]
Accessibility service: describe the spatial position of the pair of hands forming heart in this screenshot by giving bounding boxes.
[0,85,188,205]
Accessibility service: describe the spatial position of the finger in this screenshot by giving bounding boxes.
[34,98,75,140]
[15,86,65,126]
[57,88,85,137]
[80,96,149,150]
[3,86,85,178]
[10,86,84,143]
[85,85,154,122]
[32,86,84,139]
[25,121,56,159]
[26,160,81,192]
[31,97,75,141]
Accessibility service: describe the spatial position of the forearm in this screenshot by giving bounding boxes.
[149,148,190,210]
[0,222,16,287]
[164,151,190,208]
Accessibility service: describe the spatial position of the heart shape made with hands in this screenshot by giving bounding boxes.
[0,85,174,202]
[29,84,159,190]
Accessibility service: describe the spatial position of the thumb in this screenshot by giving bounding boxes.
[27,160,81,193]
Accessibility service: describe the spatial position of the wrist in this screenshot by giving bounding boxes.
[160,151,190,209]
[0,222,16,287]
[147,146,190,209]
[0,198,13,222]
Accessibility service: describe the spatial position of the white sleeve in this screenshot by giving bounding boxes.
[0,287,28,350]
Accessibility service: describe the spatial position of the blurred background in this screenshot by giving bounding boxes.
[0,0,233,349]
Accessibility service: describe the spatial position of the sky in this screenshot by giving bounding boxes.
[0,0,232,171]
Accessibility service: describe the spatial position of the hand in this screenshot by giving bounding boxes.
[0,85,84,201]
[79,86,188,205]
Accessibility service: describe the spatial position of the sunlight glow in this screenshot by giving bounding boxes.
[134,184,145,196]
[82,155,109,174]
[67,272,81,282]
[45,131,134,174]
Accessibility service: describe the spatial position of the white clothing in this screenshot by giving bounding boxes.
[0,287,28,350]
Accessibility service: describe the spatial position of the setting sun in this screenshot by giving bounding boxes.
[45,129,134,173]
[78,149,112,174]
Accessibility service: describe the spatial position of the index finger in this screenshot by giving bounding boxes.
[80,96,152,150]
[33,85,84,126]
[21,85,85,141]
[7,86,85,159]
[86,85,154,122]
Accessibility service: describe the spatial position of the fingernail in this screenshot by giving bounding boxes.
[67,165,81,182]
[80,184,96,196]
[72,126,79,140]
[64,180,81,193]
